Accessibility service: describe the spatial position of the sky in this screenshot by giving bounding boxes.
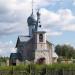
[0,0,75,56]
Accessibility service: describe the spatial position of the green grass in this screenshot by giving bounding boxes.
[0,64,75,71]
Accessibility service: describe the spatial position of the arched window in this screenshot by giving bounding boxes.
[39,34,43,42]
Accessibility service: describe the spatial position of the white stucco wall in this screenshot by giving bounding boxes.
[35,50,50,64]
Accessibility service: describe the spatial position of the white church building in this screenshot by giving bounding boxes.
[10,9,58,65]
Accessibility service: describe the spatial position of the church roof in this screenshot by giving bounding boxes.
[46,40,58,58]
[46,40,53,45]
[52,52,58,58]
[18,36,31,42]
[10,53,18,59]
[16,36,31,48]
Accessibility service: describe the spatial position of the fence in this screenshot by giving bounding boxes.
[0,69,75,75]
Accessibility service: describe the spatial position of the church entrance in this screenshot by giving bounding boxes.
[37,57,46,64]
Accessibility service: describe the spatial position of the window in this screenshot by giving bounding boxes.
[39,34,43,42]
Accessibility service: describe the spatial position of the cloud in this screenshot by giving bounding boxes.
[47,31,63,36]
[0,0,64,37]
[0,22,28,36]
[44,28,62,36]
[0,0,74,34]
[57,9,75,31]
[40,8,60,25]
[72,0,75,5]
[42,8,75,32]
[57,9,74,20]
[0,0,75,36]
[0,41,16,57]
[61,24,75,31]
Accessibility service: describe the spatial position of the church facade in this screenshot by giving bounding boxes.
[10,10,58,65]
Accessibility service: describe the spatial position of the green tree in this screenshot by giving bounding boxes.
[55,44,75,59]
[55,45,62,57]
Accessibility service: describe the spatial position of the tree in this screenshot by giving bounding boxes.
[55,45,62,57]
[55,44,75,59]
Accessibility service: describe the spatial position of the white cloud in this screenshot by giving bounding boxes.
[56,9,75,31]
[40,8,75,33]
[44,28,62,36]
[0,49,2,53]
[40,8,60,25]
[57,9,74,20]
[47,31,63,36]
[0,0,64,37]
[3,0,75,37]
[0,41,16,56]
[0,0,75,37]
[61,24,75,31]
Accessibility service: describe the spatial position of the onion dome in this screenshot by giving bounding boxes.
[27,13,37,26]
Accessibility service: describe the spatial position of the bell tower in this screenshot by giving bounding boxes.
[34,10,47,51]
[34,10,50,64]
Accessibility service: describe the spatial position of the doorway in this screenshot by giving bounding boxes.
[37,57,46,64]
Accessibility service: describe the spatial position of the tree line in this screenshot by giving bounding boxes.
[55,44,75,59]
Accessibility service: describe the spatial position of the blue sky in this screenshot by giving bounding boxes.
[0,0,75,56]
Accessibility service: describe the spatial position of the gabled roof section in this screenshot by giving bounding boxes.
[10,53,18,59]
[46,40,53,45]
[18,36,31,42]
[16,36,31,48]
[52,52,58,58]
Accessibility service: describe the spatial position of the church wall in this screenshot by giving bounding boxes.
[36,43,47,50]
[35,50,51,64]
[22,40,34,61]
[47,43,53,64]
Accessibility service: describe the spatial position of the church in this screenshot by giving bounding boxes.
[9,9,58,65]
